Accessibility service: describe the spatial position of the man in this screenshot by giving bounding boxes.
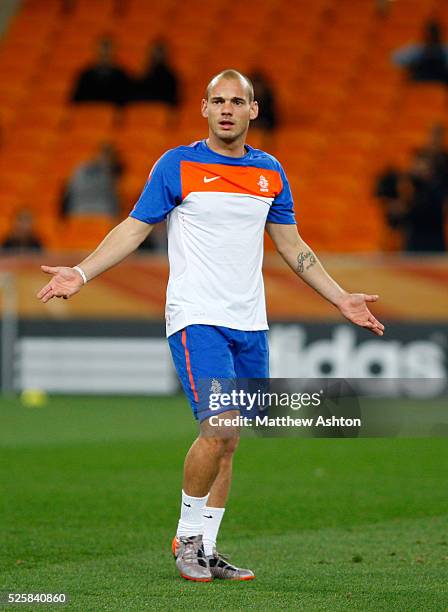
[396,149,446,252]
[71,36,131,106]
[132,39,179,107]
[2,209,42,253]
[62,142,123,218]
[394,20,448,84]
[37,69,384,583]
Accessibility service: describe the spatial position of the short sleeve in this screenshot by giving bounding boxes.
[129,149,181,224]
[267,164,296,225]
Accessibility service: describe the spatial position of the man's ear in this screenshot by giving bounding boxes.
[249,100,259,121]
[201,98,208,118]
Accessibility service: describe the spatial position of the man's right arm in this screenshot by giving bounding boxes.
[37,217,153,303]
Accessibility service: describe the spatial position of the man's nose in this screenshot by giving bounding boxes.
[221,101,233,114]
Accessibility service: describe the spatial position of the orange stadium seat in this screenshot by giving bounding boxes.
[18,106,69,133]
[0,83,28,107]
[275,129,327,156]
[0,148,47,174]
[68,104,118,132]
[123,103,172,131]
[20,0,60,13]
[33,214,61,249]
[31,177,66,216]
[72,0,114,8]
[0,170,37,205]
[120,173,147,209]
[60,215,115,250]
[337,109,389,134]
[3,18,57,44]
[166,128,207,148]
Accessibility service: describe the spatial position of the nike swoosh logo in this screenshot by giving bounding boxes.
[203,176,220,183]
[203,515,213,519]
[183,502,191,507]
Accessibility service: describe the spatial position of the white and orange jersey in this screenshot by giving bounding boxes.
[130,139,296,337]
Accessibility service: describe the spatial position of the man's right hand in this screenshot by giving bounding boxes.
[37,266,85,303]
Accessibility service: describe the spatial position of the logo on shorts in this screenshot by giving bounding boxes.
[210,378,222,394]
[258,174,269,192]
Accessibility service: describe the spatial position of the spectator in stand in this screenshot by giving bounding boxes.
[249,70,277,132]
[375,165,400,203]
[401,150,446,251]
[71,36,131,106]
[62,143,124,217]
[421,123,448,194]
[1,209,42,252]
[376,150,446,252]
[133,40,179,106]
[375,165,406,247]
[392,20,448,83]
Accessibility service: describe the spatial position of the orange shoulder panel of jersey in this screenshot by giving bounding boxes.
[180,161,283,201]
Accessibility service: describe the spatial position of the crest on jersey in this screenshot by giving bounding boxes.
[210,378,222,394]
[258,174,269,192]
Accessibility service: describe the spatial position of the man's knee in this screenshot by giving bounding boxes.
[199,410,240,457]
[222,435,239,457]
[198,432,239,458]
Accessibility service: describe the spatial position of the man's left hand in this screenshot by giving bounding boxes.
[337,293,385,336]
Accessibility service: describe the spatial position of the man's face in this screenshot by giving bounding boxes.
[201,78,258,143]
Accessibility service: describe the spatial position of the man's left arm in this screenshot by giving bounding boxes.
[266,223,385,337]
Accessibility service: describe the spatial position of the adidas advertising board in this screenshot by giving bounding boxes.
[7,320,448,397]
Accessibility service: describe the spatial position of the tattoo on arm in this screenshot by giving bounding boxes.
[296,251,316,274]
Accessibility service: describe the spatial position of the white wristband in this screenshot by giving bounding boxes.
[73,265,88,284]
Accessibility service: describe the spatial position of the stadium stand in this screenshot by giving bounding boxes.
[0,0,447,251]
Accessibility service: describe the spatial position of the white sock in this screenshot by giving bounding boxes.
[202,506,225,556]
[176,490,209,538]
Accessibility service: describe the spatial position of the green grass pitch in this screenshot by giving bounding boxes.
[1,395,447,611]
